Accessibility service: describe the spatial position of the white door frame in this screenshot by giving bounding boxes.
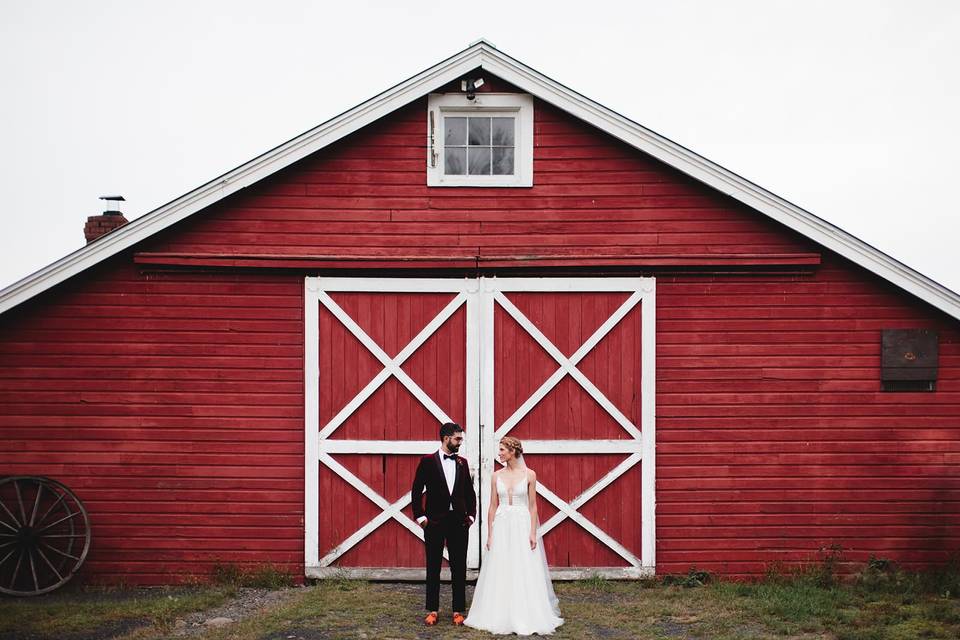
[479,277,656,579]
[304,276,655,579]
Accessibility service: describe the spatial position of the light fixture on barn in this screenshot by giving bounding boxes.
[461,77,484,100]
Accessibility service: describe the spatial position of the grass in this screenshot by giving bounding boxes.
[0,584,236,639]
[2,561,959,639]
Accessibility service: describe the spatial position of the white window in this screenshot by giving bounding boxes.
[427,93,533,187]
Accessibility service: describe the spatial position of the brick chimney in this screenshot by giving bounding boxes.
[84,195,129,243]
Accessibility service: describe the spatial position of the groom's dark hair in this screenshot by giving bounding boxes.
[439,422,462,439]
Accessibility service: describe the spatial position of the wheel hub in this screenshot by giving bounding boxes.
[16,525,37,546]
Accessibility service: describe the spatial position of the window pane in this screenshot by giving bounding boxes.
[492,147,515,175]
[468,117,491,146]
[492,117,514,146]
[445,147,466,175]
[445,117,466,145]
[468,147,491,175]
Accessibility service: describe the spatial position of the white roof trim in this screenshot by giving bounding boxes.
[2,40,959,320]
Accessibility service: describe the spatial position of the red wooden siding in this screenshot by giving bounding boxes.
[0,259,305,584]
[656,257,960,575]
[141,98,812,262]
[1,76,959,582]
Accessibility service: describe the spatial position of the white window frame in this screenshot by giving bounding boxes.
[427,93,533,187]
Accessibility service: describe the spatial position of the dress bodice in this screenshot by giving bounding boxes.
[496,473,529,508]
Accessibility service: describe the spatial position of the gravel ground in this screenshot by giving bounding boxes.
[167,586,306,637]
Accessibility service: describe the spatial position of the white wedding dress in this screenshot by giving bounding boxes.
[464,473,563,635]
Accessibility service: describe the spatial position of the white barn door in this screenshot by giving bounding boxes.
[304,277,481,577]
[304,276,655,578]
[479,277,656,578]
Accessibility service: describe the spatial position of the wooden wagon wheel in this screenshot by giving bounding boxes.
[0,476,91,596]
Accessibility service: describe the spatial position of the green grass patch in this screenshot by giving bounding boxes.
[3,561,959,640]
[0,585,235,639]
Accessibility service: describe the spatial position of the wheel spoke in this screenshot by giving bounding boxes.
[13,480,28,525]
[10,550,24,590]
[35,545,63,582]
[0,547,16,567]
[36,510,82,534]
[28,548,39,592]
[35,492,66,529]
[0,498,21,528]
[41,541,80,562]
[0,540,16,549]
[43,534,88,539]
[28,482,43,526]
[0,520,17,533]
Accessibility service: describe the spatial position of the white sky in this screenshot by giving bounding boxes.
[1,1,957,296]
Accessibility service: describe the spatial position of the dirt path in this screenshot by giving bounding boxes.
[155,586,306,638]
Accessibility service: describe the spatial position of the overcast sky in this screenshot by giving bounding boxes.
[1,1,957,297]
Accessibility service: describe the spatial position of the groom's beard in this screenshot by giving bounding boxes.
[447,441,461,453]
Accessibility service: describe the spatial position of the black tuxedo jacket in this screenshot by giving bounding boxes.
[411,451,477,525]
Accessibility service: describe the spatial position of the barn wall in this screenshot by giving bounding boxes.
[141,98,812,260]
[1,84,959,582]
[0,259,305,584]
[656,258,960,576]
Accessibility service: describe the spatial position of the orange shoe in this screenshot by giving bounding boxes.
[452,612,465,626]
[424,611,438,626]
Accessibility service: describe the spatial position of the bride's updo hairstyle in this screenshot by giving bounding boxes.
[500,436,523,458]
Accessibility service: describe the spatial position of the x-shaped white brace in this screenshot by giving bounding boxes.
[536,454,643,567]
[492,290,643,441]
[492,290,645,567]
[317,452,450,566]
[316,291,465,565]
[317,290,464,438]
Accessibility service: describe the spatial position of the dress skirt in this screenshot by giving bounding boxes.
[464,504,563,635]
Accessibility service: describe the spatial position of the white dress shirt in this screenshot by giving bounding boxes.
[441,450,457,498]
[417,450,474,525]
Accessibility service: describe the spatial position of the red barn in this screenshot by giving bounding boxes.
[1,41,958,586]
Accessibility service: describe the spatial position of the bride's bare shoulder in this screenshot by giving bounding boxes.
[526,468,537,481]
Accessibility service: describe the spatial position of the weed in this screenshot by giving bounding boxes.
[210,562,294,588]
[662,566,712,588]
[580,573,615,592]
[211,561,244,586]
[242,564,294,589]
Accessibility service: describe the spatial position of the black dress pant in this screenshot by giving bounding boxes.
[424,511,469,612]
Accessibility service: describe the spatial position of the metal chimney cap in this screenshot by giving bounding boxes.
[99,195,126,202]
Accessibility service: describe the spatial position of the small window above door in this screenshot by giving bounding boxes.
[427,93,533,187]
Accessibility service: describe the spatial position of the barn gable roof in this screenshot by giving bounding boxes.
[1,40,958,319]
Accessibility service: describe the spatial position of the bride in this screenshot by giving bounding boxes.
[464,437,563,635]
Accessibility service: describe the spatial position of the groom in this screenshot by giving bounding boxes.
[411,422,477,626]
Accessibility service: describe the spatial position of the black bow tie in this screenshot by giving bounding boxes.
[443,454,457,461]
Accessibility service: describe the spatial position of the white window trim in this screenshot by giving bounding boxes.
[427,93,533,187]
